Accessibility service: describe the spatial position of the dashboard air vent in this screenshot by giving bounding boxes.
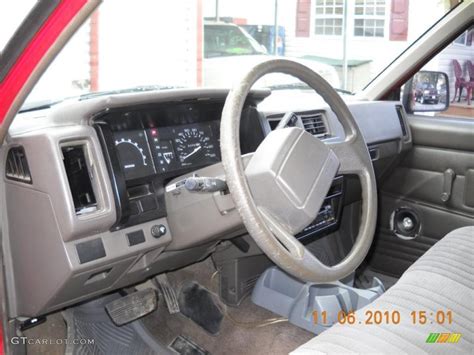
[5,146,32,184]
[300,112,328,137]
[395,105,408,137]
[62,145,98,215]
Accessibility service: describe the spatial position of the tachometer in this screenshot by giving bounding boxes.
[114,130,155,180]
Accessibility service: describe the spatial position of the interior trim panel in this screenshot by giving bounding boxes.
[368,114,474,276]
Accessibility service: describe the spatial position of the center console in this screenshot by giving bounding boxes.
[296,176,344,243]
[252,267,385,334]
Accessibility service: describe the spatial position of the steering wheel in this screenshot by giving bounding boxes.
[220,59,377,283]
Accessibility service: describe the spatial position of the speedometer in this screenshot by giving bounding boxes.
[174,126,218,167]
[148,122,220,173]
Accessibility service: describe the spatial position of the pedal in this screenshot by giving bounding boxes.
[105,288,157,326]
[155,273,180,314]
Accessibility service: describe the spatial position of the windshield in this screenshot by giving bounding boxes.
[2,0,457,108]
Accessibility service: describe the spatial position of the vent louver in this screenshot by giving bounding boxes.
[62,145,98,215]
[5,146,32,184]
[267,111,328,137]
[300,112,328,137]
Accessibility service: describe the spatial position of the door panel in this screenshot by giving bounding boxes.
[368,115,474,277]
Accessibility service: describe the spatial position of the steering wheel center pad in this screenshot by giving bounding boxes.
[246,127,339,235]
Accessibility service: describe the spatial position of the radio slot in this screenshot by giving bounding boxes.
[296,176,344,242]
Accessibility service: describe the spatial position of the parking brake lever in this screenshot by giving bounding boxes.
[441,168,455,202]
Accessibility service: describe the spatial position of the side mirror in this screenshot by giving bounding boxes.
[403,71,449,113]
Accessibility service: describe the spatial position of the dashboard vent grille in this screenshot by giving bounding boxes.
[300,112,328,137]
[395,105,408,137]
[5,146,32,184]
[62,145,98,215]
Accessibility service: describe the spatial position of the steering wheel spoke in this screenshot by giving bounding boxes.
[327,139,366,175]
[257,206,305,259]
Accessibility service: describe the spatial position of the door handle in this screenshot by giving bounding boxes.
[441,168,455,202]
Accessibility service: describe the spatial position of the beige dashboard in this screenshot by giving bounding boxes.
[1,88,410,318]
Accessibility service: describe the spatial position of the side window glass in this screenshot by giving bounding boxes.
[404,26,473,119]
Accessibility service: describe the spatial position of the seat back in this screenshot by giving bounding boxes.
[452,59,463,79]
[467,60,474,81]
[290,226,474,355]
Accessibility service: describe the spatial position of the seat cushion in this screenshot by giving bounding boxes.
[291,226,474,354]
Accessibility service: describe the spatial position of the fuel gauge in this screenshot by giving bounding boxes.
[154,139,177,173]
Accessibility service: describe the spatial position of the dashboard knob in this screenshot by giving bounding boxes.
[185,177,201,191]
[151,224,167,238]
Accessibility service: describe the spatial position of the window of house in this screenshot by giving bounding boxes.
[314,0,344,36]
[454,31,467,45]
[354,0,386,37]
[454,28,473,46]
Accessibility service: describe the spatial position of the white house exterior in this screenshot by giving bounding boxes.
[97,0,200,91]
[204,0,450,91]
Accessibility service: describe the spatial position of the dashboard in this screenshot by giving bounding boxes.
[3,88,411,318]
[93,96,266,230]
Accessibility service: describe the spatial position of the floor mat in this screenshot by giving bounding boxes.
[23,258,312,355]
[142,258,314,355]
[170,335,209,355]
[63,294,170,355]
[23,312,67,355]
[178,282,223,335]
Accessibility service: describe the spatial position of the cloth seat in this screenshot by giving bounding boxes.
[291,226,474,354]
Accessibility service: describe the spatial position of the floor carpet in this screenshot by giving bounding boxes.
[141,257,314,355]
[23,257,314,354]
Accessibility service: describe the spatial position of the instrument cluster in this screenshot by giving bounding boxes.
[113,121,220,180]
